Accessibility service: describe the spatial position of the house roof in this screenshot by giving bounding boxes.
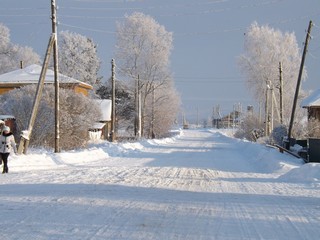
[0,64,92,89]
[0,115,15,120]
[301,89,320,108]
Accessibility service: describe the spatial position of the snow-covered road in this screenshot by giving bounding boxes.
[0,129,319,239]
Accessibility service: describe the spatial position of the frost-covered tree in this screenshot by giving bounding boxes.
[0,23,10,50]
[145,80,180,138]
[58,31,101,87]
[306,118,320,138]
[238,22,304,126]
[0,23,40,74]
[0,85,101,150]
[115,12,179,137]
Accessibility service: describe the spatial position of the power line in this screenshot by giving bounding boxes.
[59,15,124,20]
[59,22,116,34]
[175,80,244,84]
[175,76,244,79]
[0,14,48,17]
[0,7,47,11]
[59,6,142,11]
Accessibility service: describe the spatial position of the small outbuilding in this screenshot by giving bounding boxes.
[89,99,112,141]
[301,89,320,121]
[299,90,320,162]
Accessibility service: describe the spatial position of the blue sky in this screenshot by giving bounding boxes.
[1,0,320,122]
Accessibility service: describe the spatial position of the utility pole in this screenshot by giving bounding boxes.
[279,62,283,124]
[134,75,142,139]
[134,75,138,136]
[111,59,116,142]
[196,107,199,127]
[17,36,55,154]
[259,101,262,125]
[287,20,313,149]
[270,83,274,133]
[18,0,59,154]
[265,82,269,136]
[51,0,60,153]
[151,85,155,138]
[138,75,142,138]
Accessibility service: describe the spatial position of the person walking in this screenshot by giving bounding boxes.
[0,126,17,174]
[0,120,4,165]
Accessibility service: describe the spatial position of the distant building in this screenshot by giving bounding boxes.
[0,64,93,96]
[89,99,112,141]
[301,89,320,121]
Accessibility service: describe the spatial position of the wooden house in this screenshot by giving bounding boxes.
[301,89,320,121]
[0,64,93,96]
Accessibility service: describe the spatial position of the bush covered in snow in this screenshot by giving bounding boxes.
[0,85,101,150]
[270,124,287,145]
[234,114,265,141]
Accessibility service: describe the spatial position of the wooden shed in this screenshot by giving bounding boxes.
[0,64,93,96]
[301,89,320,121]
[89,99,112,141]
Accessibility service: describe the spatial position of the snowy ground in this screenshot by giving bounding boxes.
[0,128,319,240]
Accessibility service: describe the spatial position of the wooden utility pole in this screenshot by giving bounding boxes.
[265,82,269,136]
[196,107,199,127]
[151,85,155,139]
[279,62,283,124]
[134,76,138,136]
[270,83,274,133]
[51,0,60,153]
[17,36,55,154]
[18,0,60,154]
[287,20,313,149]
[134,75,142,138]
[111,59,116,142]
[137,75,142,138]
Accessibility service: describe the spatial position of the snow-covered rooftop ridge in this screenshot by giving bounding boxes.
[301,89,320,107]
[0,64,92,88]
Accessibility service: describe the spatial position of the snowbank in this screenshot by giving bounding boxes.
[278,163,320,182]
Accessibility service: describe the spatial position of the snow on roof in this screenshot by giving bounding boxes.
[301,89,320,107]
[0,115,15,120]
[90,122,106,130]
[94,99,112,122]
[0,64,92,89]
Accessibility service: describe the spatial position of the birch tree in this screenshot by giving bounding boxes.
[115,12,179,137]
[58,31,101,87]
[238,22,304,125]
[0,23,40,74]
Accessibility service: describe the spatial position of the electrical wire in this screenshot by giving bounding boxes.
[54,0,287,19]
[59,22,116,34]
